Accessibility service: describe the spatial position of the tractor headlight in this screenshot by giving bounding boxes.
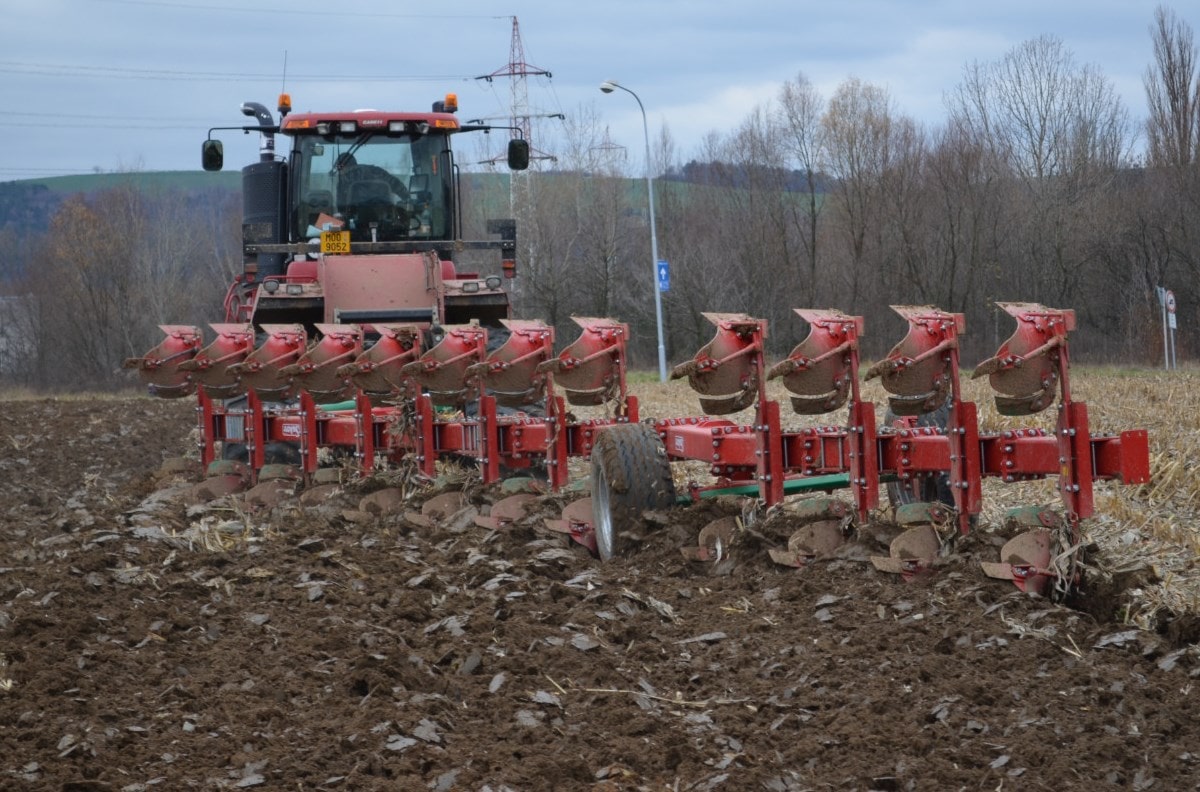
[485,276,502,290]
[462,281,480,293]
[286,283,303,296]
[263,279,280,294]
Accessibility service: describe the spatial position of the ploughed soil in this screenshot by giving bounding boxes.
[1,396,1197,791]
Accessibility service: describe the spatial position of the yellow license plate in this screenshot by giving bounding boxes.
[320,230,351,254]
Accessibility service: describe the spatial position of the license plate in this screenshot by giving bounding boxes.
[321,230,351,254]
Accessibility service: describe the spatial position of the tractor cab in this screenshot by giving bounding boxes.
[292,133,448,244]
[283,106,463,246]
[200,92,528,264]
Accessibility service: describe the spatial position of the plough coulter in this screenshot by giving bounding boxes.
[126,93,1149,596]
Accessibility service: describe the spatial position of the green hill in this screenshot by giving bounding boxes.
[3,170,242,193]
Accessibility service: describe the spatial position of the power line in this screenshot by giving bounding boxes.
[0,60,471,83]
[0,121,203,130]
[2,110,215,123]
[94,0,504,20]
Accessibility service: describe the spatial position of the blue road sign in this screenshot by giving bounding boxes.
[657,260,670,292]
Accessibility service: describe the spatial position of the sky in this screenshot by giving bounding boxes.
[2,0,1189,181]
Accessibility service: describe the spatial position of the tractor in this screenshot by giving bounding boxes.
[128,92,537,466]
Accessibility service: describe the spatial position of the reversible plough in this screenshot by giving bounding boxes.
[129,303,1150,596]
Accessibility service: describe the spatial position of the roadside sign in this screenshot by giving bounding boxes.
[657,260,670,292]
[1159,285,1178,369]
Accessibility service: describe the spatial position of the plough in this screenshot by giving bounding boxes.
[128,303,1150,595]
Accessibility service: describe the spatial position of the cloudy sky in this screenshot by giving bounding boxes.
[2,0,1185,180]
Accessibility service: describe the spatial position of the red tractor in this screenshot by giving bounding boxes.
[129,92,536,464]
[207,93,528,342]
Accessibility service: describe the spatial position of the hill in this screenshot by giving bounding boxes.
[0,171,242,235]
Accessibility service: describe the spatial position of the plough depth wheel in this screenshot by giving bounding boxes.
[590,424,677,561]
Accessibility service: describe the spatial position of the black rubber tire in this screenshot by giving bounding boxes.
[884,398,954,508]
[219,395,302,466]
[589,424,677,561]
[221,441,301,467]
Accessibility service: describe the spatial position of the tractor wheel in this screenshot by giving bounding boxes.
[590,424,676,561]
[884,398,954,508]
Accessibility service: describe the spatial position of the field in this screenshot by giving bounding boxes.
[1,369,1198,791]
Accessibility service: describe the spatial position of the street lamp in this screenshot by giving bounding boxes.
[600,79,668,382]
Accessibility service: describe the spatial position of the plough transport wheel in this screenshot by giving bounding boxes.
[590,424,676,561]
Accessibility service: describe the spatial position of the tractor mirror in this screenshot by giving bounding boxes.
[507,138,530,171]
[201,139,224,172]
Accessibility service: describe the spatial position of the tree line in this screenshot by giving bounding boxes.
[1,6,1197,390]
[0,183,239,389]
[507,6,1200,367]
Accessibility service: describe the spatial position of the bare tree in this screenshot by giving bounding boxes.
[946,36,1132,309]
[499,105,667,362]
[776,73,827,304]
[876,117,933,302]
[1137,5,1200,357]
[0,289,37,385]
[922,123,1003,329]
[28,192,138,387]
[19,182,232,390]
[659,131,742,353]
[132,186,231,331]
[820,77,898,309]
[1144,4,1200,169]
[723,106,794,322]
[949,35,1129,182]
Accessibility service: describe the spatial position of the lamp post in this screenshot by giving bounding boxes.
[600,79,668,382]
